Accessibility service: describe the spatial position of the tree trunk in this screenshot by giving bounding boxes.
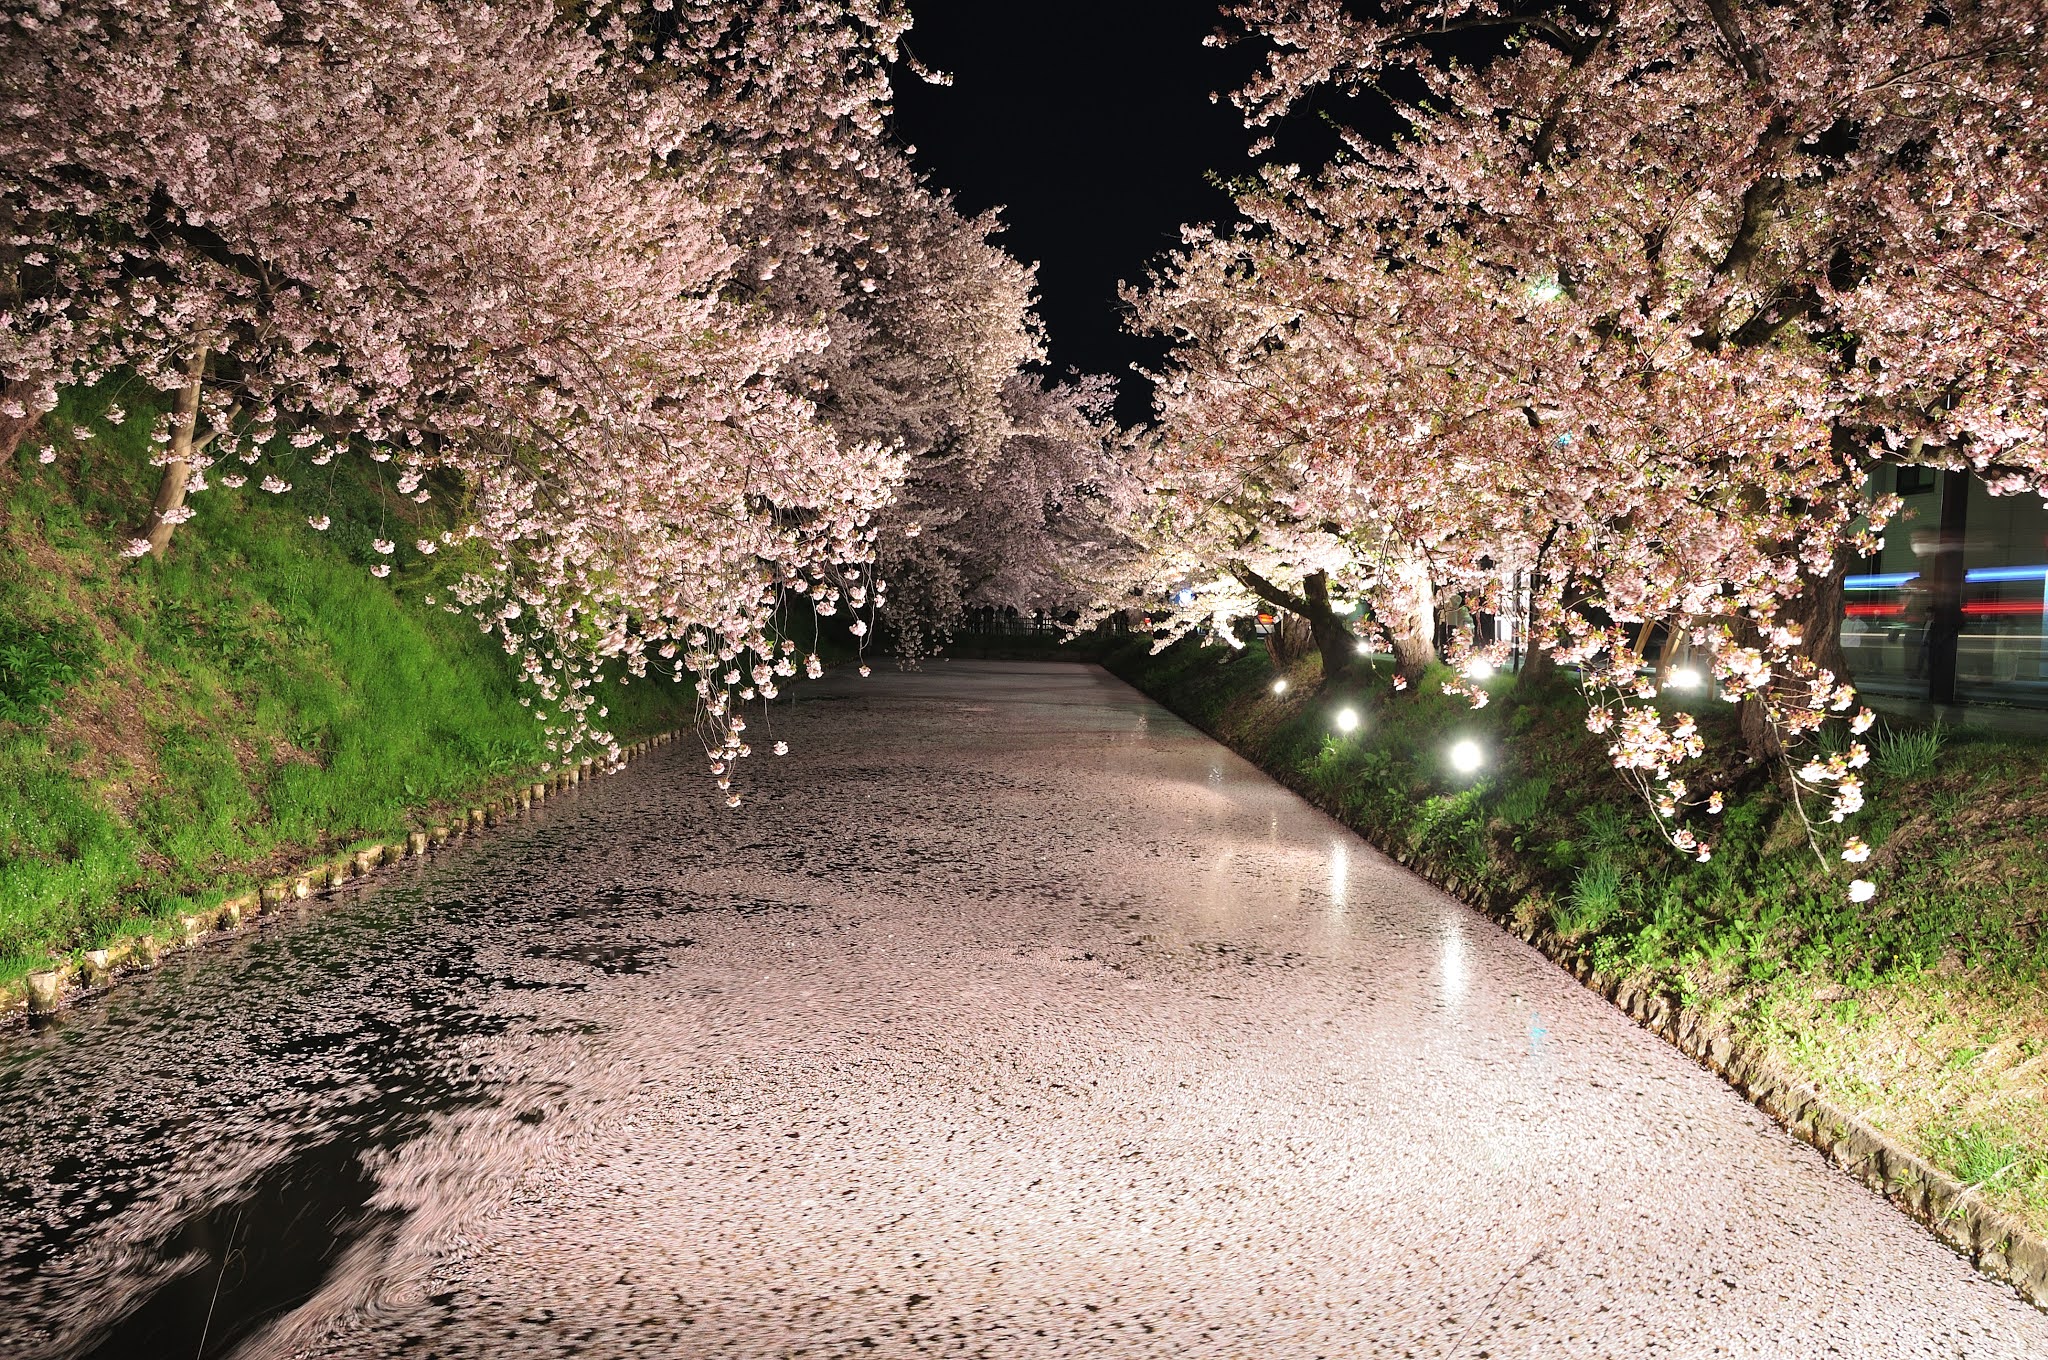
[1739,549,1853,763]
[1300,570,1356,686]
[1386,555,1437,683]
[1514,532,1559,689]
[1390,626,1434,682]
[1738,687,1783,763]
[1231,562,1357,688]
[0,228,27,465]
[1516,572,1584,694]
[1795,557,1850,691]
[137,347,208,561]
[1266,612,1313,666]
[0,377,36,466]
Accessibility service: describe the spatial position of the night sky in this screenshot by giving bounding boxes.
[892,2,1262,424]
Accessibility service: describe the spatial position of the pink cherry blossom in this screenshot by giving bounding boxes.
[1106,0,2048,879]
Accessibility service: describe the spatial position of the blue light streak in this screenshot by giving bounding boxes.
[1845,565,2048,589]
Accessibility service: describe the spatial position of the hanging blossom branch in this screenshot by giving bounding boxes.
[2,0,1051,803]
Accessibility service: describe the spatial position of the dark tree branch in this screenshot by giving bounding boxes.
[1531,8,1619,166]
[1714,171,1788,280]
[1229,561,1311,617]
[1699,0,1769,86]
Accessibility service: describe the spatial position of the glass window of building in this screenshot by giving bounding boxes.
[1844,466,2048,708]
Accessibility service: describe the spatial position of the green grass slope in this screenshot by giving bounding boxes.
[0,378,683,988]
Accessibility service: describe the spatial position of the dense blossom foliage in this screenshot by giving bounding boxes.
[728,145,1053,657]
[10,0,2043,857]
[1113,0,2048,884]
[0,0,1068,793]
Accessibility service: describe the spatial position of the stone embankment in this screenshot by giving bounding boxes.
[5,730,685,1026]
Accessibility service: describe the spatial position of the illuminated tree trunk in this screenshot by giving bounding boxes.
[1266,612,1313,665]
[1385,554,1436,683]
[1739,551,1852,763]
[0,378,33,466]
[0,233,32,463]
[136,346,207,561]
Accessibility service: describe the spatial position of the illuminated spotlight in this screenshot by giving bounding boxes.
[1354,641,1372,656]
[1669,666,1703,689]
[1272,678,1289,695]
[1465,660,1494,681]
[1335,707,1360,734]
[1449,739,1484,774]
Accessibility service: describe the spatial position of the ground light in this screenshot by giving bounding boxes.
[1669,665,1703,689]
[1465,659,1494,681]
[1449,739,1484,775]
[1335,707,1360,734]
[1272,678,1289,695]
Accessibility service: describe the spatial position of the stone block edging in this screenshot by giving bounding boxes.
[1115,672,2048,1314]
[2,729,684,1029]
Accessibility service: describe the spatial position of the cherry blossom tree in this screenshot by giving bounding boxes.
[1121,0,2048,881]
[1116,194,1553,688]
[944,373,1129,622]
[0,0,953,791]
[722,148,1050,656]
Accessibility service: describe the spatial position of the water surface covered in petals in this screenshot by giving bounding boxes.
[1,661,2042,1357]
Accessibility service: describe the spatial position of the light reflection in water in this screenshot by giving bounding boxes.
[1201,848,1237,922]
[1440,919,1467,1002]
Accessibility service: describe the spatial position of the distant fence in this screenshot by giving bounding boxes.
[957,608,1133,638]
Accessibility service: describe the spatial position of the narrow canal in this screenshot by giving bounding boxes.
[2,662,2040,1357]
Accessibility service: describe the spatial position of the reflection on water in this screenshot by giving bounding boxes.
[5,662,2039,1360]
[1439,920,1467,1003]
[0,772,698,1360]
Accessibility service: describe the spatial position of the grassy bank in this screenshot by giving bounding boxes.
[1098,634,2048,1238]
[0,379,685,992]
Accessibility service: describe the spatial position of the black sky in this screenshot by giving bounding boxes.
[891,2,1262,424]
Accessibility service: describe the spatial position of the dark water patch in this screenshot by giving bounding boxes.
[521,938,681,975]
[0,871,585,1358]
[75,1135,401,1360]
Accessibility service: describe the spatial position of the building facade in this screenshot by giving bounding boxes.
[1844,468,2048,709]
